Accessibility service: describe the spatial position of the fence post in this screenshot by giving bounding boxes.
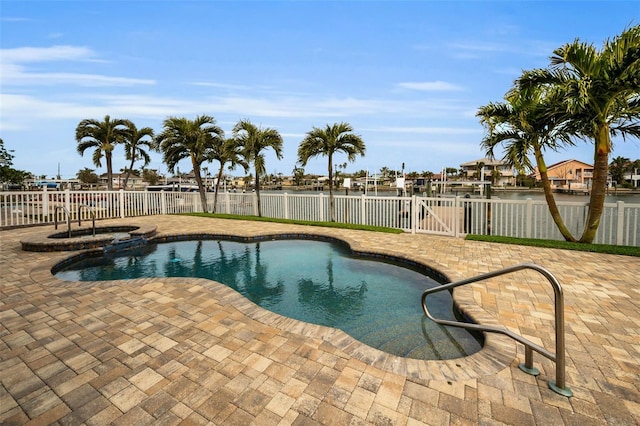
[253,192,258,216]
[361,194,366,225]
[411,195,417,234]
[225,191,231,214]
[318,193,324,222]
[344,194,350,223]
[526,198,533,238]
[160,190,167,215]
[284,192,289,219]
[119,189,125,218]
[616,201,625,246]
[42,186,49,222]
[64,189,71,219]
[454,196,461,237]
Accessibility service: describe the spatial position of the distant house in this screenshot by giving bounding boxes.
[623,170,640,188]
[354,173,387,189]
[99,173,146,189]
[530,159,593,189]
[459,158,513,186]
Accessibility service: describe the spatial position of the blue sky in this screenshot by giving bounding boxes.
[1,0,639,180]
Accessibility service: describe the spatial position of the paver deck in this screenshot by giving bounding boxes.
[1,215,639,425]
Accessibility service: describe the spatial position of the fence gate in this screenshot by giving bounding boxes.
[414,197,460,236]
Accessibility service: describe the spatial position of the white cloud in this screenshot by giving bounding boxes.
[1,88,477,134]
[0,45,155,87]
[5,70,155,87]
[449,41,509,54]
[368,138,480,155]
[373,126,481,135]
[449,40,556,59]
[191,82,252,91]
[396,81,464,91]
[1,45,96,63]
[0,17,32,22]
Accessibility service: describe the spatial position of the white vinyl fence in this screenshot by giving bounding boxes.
[1,188,638,246]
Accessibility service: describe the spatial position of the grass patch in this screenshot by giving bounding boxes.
[179,213,637,255]
[180,213,404,234]
[465,234,640,257]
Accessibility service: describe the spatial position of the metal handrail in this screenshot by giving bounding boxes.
[78,205,96,237]
[421,263,572,397]
[53,205,71,238]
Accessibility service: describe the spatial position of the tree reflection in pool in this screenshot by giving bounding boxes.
[55,238,483,360]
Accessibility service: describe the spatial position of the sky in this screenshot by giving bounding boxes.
[1,0,639,180]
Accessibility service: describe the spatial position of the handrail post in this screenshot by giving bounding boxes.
[536,265,572,397]
[549,280,572,396]
[78,205,96,237]
[54,206,71,237]
[519,346,539,376]
[421,263,572,397]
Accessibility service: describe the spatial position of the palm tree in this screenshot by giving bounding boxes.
[298,122,365,221]
[233,119,283,217]
[156,115,225,213]
[76,115,129,190]
[491,168,502,185]
[121,121,155,190]
[477,83,577,241]
[211,138,248,213]
[610,156,630,185]
[518,25,640,243]
[292,165,305,187]
[474,161,485,181]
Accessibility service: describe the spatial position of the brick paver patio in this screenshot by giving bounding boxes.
[1,215,639,425]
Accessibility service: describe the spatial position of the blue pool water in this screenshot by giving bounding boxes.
[54,238,482,360]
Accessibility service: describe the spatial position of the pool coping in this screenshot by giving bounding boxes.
[19,222,157,252]
[31,229,518,383]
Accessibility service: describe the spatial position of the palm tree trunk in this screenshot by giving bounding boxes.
[255,169,262,217]
[535,149,577,242]
[212,166,225,214]
[106,153,114,191]
[328,156,334,222]
[122,157,135,190]
[191,157,209,214]
[580,124,610,243]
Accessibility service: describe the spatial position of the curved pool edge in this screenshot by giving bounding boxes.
[37,229,518,383]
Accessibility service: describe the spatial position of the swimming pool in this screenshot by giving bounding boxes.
[54,237,483,360]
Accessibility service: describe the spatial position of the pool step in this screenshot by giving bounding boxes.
[349,315,480,360]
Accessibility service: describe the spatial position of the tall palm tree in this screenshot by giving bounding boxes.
[211,138,248,213]
[76,115,129,190]
[477,83,577,241]
[298,122,365,221]
[156,115,225,213]
[121,121,155,190]
[233,119,283,217]
[518,25,640,243]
